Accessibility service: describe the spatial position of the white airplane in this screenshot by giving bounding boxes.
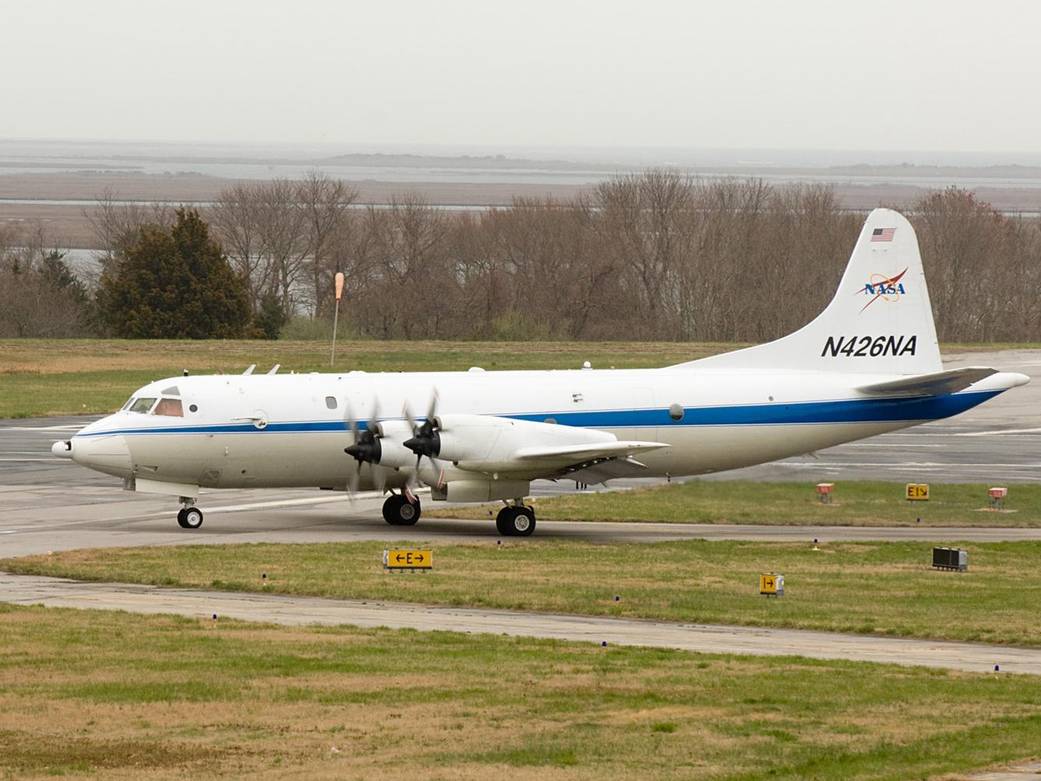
[53,208,1029,536]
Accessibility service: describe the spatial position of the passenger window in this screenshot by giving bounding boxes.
[153,398,184,417]
[129,397,157,414]
[325,396,338,410]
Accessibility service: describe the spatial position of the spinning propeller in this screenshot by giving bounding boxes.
[403,389,443,488]
[342,400,385,496]
[341,388,445,494]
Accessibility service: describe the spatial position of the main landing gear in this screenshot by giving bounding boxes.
[383,492,421,526]
[176,498,203,529]
[496,501,536,537]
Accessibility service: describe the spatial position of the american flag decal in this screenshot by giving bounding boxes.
[871,227,896,242]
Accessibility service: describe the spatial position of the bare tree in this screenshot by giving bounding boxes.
[297,170,358,318]
[0,221,89,337]
[210,182,267,312]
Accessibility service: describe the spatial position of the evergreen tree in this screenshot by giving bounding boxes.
[40,250,89,305]
[97,208,251,338]
[255,291,287,340]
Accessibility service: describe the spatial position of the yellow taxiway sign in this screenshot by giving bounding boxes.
[383,549,433,570]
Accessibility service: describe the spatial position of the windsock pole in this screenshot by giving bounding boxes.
[330,271,345,367]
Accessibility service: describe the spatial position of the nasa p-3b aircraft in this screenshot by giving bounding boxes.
[53,208,1029,536]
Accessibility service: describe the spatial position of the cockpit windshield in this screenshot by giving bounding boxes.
[124,386,185,417]
[128,397,157,414]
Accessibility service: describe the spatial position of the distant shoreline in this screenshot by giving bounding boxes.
[3,171,1041,250]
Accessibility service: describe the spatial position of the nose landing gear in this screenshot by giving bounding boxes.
[176,498,203,529]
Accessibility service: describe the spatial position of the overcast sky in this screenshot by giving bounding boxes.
[3,0,1040,154]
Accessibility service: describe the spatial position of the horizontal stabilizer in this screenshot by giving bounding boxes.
[856,367,997,397]
[513,440,668,462]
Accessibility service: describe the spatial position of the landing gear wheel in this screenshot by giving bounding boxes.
[177,507,203,529]
[496,506,535,537]
[382,494,421,526]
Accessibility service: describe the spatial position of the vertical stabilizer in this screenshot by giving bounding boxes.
[677,208,941,375]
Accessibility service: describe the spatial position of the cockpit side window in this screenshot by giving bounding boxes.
[153,398,184,417]
[129,397,157,414]
[121,397,135,411]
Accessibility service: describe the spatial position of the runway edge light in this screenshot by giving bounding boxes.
[989,487,1008,510]
[815,483,834,505]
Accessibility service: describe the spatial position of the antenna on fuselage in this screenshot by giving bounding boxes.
[267,364,280,375]
[243,364,256,376]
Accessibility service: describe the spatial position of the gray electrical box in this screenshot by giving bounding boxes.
[932,547,968,571]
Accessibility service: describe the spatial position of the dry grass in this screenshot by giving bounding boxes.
[3,604,1041,780]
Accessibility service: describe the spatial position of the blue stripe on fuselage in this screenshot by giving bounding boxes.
[73,390,1002,438]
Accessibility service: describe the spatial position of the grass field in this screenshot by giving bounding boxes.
[9,538,1041,646]
[0,338,727,418]
[429,480,1041,526]
[2,604,1041,780]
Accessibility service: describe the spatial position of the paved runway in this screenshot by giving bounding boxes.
[1,572,1035,675]
[0,349,1038,556]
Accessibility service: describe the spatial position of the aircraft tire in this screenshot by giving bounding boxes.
[383,494,421,526]
[495,507,516,536]
[179,507,203,529]
[497,506,535,537]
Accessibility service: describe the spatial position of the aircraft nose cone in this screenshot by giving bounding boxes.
[70,434,133,477]
[51,440,72,459]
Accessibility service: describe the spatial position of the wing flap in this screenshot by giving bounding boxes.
[513,440,669,462]
[563,456,651,484]
[856,366,997,397]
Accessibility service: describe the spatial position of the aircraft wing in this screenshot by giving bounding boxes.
[428,413,669,481]
[856,366,997,397]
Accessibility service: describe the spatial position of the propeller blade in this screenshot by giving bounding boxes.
[425,388,439,426]
[372,465,386,495]
[367,397,381,435]
[348,462,360,497]
[401,399,417,432]
[344,399,360,439]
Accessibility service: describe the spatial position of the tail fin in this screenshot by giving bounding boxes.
[677,208,941,375]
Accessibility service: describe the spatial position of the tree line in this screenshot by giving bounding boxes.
[1,172,1039,343]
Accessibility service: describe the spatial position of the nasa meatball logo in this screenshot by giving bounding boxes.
[858,268,908,312]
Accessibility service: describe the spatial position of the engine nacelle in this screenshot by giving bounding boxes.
[370,420,417,469]
[430,478,530,503]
